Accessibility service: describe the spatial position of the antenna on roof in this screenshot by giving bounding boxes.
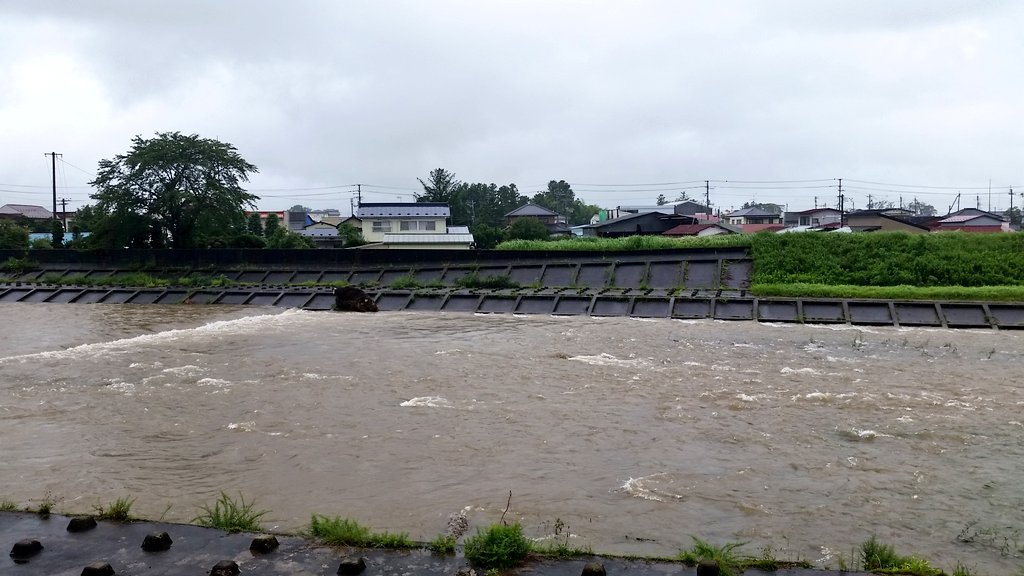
[947,193,960,215]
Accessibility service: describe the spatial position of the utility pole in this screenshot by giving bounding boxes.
[704,180,710,211]
[837,178,844,227]
[45,152,62,219]
[867,194,873,210]
[1010,187,1016,228]
[357,184,362,207]
[59,197,70,230]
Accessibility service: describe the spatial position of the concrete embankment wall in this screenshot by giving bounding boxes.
[1,248,1021,329]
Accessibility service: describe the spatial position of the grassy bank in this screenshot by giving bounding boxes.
[498,232,1024,301]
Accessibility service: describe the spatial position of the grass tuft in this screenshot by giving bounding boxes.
[192,492,267,533]
[95,496,136,522]
[309,515,415,548]
[0,499,17,512]
[860,535,941,575]
[678,537,747,576]
[428,534,457,555]
[463,523,532,569]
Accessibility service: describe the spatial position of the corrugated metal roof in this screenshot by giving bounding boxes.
[382,233,474,244]
[0,204,53,219]
[356,203,450,218]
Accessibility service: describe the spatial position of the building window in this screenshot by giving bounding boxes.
[399,220,437,231]
[372,221,391,233]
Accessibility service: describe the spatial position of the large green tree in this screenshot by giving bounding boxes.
[416,168,461,203]
[531,180,600,226]
[89,132,259,249]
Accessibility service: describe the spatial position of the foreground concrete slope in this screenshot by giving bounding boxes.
[1,513,859,576]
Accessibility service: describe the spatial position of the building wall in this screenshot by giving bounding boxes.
[361,216,447,242]
[846,215,927,233]
[360,242,471,250]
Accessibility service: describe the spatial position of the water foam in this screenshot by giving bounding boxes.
[400,396,453,408]
[568,353,643,367]
[0,310,300,365]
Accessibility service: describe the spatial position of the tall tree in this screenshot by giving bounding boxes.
[263,212,281,237]
[656,194,667,206]
[417,168,461,203]
[89,132,259,249]
[532,180,576,219]
[246,212,264,236]
[742,201,784,214]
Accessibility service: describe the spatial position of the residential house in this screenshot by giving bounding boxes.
[599,200,716,222]
[354,202,474,249]
[725,207,782,226]
[663,222,740,237]
[579,211,699,237]
[783,207,843,228]
[0,204,53,221]
[931,208,1009,232]
[846,209,930,233]
[504,203,571,235]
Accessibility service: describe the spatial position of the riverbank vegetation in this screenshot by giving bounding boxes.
[192,492,267,533]
[498,231,1024,302]
[94,496,135,522]
[0,492,994,574]
[308,515,416,548]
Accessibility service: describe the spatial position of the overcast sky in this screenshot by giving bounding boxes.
[1,1,1021,216]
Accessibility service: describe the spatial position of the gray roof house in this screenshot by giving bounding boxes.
[0,204,53,220]
[579,212,699,237]
[505,203,571,235]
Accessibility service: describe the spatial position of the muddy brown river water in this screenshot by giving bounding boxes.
[1,303,1022,573]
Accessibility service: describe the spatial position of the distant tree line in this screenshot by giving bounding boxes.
[415,168,602,248]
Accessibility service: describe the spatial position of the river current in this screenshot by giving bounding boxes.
[1,303,1022,572]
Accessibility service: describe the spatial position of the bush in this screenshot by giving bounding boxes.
[463,523,531,569]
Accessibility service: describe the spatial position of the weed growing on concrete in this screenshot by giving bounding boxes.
[309,515,415,548]
[860,535,941,575]
[532,518,592,559]
[463,523,532,569]
[428,534,457,554]
[192,492,267,533]
[746,544,778,571]
[388,275,416,289]
[0,499,17,512]
[677,537,747,576]
[310,515,370,545]
[456,272,519,290]
[35,492,59,516]
[95,496,136,522]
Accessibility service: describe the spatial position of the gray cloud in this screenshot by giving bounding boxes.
[1,1,1021,214]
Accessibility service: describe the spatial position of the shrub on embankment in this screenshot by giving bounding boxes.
[750,232,1024,287]
[497,234,753,251]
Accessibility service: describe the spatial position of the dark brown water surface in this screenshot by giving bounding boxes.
[1,304,1022,573]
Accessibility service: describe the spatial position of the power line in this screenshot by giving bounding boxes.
[844,178,995,190]
[569,180,705,187]
[57,158,96,177]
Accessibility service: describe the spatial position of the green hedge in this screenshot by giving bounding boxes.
[750,232,1024,287]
